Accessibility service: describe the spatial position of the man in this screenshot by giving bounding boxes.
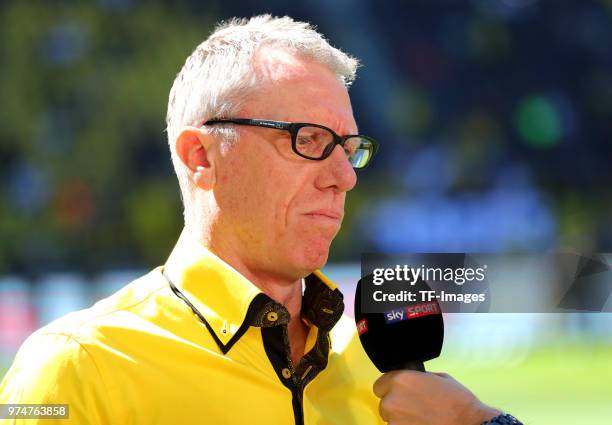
[1,15,521,424]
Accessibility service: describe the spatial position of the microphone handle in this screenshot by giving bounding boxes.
[402,361,425,372]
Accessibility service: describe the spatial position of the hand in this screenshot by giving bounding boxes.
[373,370,501,425]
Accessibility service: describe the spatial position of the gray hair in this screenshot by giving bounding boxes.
[165,14,359,220]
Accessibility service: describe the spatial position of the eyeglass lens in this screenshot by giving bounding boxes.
[295,126,374,168]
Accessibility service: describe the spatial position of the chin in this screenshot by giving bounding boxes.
[298,239,332,273]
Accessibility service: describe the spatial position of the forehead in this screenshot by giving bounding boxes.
[247,47,357,134]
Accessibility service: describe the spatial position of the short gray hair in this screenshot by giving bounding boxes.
[165,15,359,220]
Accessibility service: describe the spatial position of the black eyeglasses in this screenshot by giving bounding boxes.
[202,118,379,169]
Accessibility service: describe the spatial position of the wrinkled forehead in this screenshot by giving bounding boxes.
[248,47,358,134]
[253,46,317,82]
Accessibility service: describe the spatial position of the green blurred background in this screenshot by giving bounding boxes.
[431,341,612,423]
[1,1,612,423]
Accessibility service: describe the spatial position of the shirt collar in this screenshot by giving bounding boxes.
[163,231,344,350]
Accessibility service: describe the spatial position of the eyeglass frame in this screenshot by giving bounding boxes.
[202,118,379,169]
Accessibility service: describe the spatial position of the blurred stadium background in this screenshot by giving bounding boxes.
[1,1,611,423]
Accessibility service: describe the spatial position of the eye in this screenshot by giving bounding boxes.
[297,135,324,156]
[295,126,333,157]
[297,135,314,146]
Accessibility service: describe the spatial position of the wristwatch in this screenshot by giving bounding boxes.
[481,413,523,424]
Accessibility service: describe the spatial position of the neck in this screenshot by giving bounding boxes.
[181,227,309,364]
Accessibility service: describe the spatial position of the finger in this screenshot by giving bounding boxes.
[374,370,430,398]
[388,420,416,425]
[373,371,401,398]
[378,397,390,422]
[378,393,406,422]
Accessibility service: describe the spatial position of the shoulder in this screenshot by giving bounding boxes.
[0,268,167,419]
[36,267,167,343]
[1,331,96,397]
[0,331,116,423]
[0,268,167,388]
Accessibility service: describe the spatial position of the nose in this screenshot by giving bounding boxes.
[315,144,357,193]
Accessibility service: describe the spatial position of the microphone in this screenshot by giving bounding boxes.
[354,274,444,372]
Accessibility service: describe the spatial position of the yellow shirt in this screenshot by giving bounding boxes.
[0,236,383,424]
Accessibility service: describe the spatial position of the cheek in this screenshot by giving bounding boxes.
[220,158,291,231]
[220,141,316,239]
[216,159,261,229]
[269,170,308,228]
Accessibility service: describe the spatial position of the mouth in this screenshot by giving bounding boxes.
[303,210,344,224]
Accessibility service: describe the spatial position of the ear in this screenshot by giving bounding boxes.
[175,127,216,191]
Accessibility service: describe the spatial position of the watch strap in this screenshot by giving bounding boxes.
[481,413,523,425]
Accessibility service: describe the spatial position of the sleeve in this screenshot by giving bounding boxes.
[0,332,114,425]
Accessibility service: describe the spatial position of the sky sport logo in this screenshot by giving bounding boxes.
[384,302,440,324]
[357,319,369,335]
